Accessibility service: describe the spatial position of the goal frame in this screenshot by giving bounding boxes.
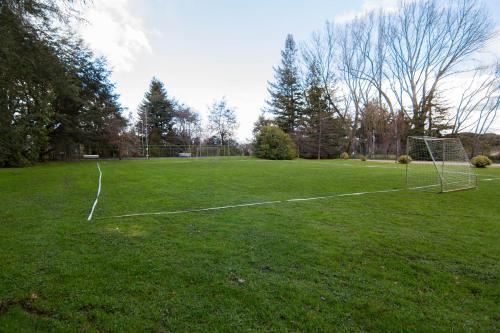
[405,136,477,193]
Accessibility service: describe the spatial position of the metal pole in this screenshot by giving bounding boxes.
[141,116,145,156]
[144,106,149,159]
[423,138,443,193]
[372,129,375,158]
[442,140,445,192]
[405,137,409,187]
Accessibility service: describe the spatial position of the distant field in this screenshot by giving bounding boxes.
[0,157,499,332]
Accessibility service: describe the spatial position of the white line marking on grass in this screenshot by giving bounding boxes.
[338,192,368,196]
[101,200,283,219]
[365,165,401,169]
[99,188,406,220]
[409,184,440,190]
[87,162,102,221]
[476,174,500,178]
[284,189,399,202]
[99,177,498,220]
[287,195,336,202]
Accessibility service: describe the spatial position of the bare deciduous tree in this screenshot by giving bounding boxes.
[338,17,377,153]
[450,64,499,133]
[207,98,238,147]
[302,23,344,119]
[449,63,500,153]
[174,105,202,146]
[385,0,494,134]
[297,0,497,158]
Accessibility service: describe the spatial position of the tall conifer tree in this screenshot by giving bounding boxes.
[136,78,176,150]
[300,62,345,159]
[266,34,303,134]
[0,1,125,165]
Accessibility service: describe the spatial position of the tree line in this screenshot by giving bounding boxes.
[0,0,126,166]
[3,0,497,165]
[261,0,499,159]
[133,78,239,157]
[0,0,241,166]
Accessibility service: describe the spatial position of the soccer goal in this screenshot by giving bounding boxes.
[406,136,476,192]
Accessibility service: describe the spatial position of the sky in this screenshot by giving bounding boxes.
[74,0,500,140]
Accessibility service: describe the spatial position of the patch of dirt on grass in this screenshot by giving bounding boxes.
[0,298,57,318]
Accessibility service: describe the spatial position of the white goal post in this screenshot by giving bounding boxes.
[406,136,476,192]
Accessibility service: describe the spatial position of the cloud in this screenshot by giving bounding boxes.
[74,0,152,72]
[334,0,399,23]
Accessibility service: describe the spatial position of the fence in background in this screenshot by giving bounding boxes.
[134,145,247,158]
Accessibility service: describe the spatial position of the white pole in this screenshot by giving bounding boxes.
[372,129,375,158]
[144,106,149,159]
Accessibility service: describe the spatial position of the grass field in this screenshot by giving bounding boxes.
[0,157,499,332]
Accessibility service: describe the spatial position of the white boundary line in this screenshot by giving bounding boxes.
[98,188,404,220]
[87,162,102,221]
[476,174,500,178]
[96,175,500,220]
[102,200,283,219]
[365,165,400,169]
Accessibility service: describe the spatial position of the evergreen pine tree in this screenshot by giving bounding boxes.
[136,78,176,154]
[50,38,125,157]
[266,34,304,134]
[300,62,340,159]
[0,1,126,165]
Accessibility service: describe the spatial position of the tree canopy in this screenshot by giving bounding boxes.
[266,34,304,134]
[0,0,125,166]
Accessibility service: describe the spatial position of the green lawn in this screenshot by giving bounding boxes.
[0,158,499,332]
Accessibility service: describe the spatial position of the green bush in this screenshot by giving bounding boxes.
[254,125,296,160]
[340,152,349,160]
[398,155,412,164]
[471,155,492,168]
[359,155,367,161]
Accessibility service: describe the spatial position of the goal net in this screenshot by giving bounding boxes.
[406,136,476,192]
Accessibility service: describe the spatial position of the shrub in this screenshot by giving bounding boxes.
[359,155,367,161]
[340,152,349,160]
[254,125,296,160]
[471,155,492,168]
[398,155,412,164]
